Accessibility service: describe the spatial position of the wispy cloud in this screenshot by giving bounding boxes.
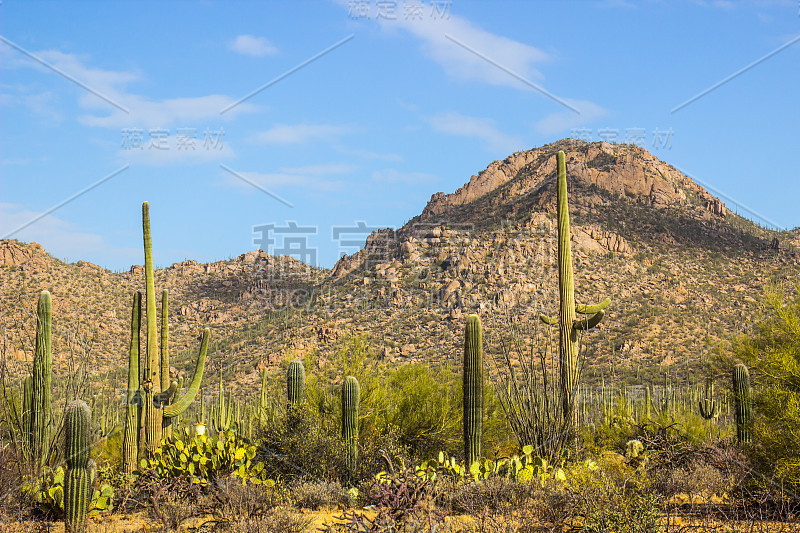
[229,34,278,57]
[535,99,608,135]
[222,162,353,192]
[0,84,65,122]
[373,2,549,90]
[335,146,404,162]
[1,45,258,128]
[116,142,237,167]
[0,203,140,266]
[372,168,438,184]
[251,123,353,145]
[427,111,525,153]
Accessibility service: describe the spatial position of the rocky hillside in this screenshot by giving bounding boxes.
[2,140,798,396]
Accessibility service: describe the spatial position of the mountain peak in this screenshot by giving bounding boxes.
[413,139,726,227]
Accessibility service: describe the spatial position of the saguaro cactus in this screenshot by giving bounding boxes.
[540,151,610,438]
[64,400,92,533]
[287,360,306,405]
[733,364,751,444]
[122,292,142,473]
[699,377,720,420]
[342,376,360,473]
[463,314,483,467]
[30,290,53,468]
[121,202,210,469]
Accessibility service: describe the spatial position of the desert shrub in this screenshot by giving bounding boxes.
[448,476,534,515]
[567,453,662,533]
[289,480,351,510]
[212,476,290,521]
[117,469,211,527]
[255,401,342,481]
[327,465,446,533]
[256,399,407,485]
[732,283,800,490]
[210,510,312,533]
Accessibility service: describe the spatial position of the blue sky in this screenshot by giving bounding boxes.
[1,0,798,271]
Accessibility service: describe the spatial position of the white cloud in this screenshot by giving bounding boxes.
[374,2,549,90]
[1,45,259,129]
[251,123,353,145]
[279,163,358,175]
[371,168,438,184]
[534,99,608,135]
[229,35,278,57]
[338,147,404,162]
[116,141,237,167]
[427,112,526,153]
[223,163,353,192]
[0,203,139,266]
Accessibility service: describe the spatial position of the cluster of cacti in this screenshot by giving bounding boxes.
[342,375,360,473]
[463,315,483,467]
[733,363,751,444]
[211,380,237,434]
[540,150,610,439]
[122,202,210,472]
[64,400,94,533]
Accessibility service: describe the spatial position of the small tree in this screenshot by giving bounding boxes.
[732,282,800,488]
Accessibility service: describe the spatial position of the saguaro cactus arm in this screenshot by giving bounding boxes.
[573,309,606,331]
[164,328,209,418]
[576,298,611,314]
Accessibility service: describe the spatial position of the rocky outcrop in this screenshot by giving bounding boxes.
[415,140,727,224]
[0,241,50,270]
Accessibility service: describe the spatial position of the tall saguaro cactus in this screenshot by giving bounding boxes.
[733,364,751,444]
[341,375,360,473]
[122,292,142,472]
[540,151,610,439]
[463,314,483,467]
[121,202,210,471]
[64,400,92,533]
[30,290,52,468]
[287,360,306,405]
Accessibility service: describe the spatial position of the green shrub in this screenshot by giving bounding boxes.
[731,283,800,488]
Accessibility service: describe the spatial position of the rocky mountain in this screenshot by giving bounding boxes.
[2,140,798,396]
